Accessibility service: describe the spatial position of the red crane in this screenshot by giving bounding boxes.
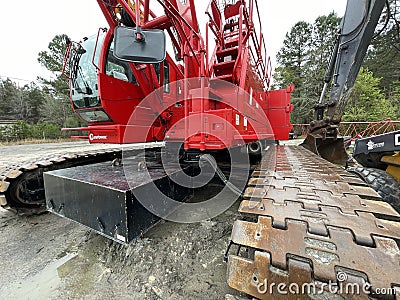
[63,0,294,150]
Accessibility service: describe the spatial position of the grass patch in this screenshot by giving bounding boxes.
[0,138,78,146]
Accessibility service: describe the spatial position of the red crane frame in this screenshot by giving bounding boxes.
[63,0,294,150]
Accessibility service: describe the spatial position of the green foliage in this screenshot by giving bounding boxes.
[304,13,341,99]
[274,13,341,124]
[275,21,312,98]
[0,121,64,142]
[37,34,81,127]
[0,121,30,141]
[0,79,19,118]
[38,34,69,75]
[343,68,396,122]
[343,0,400,121]
[24,84,45,123]
[364,0,400,94]
[388,82,400,119]
[30,123,64,140]
[0,80,46,124]
[275,10,400,124]
[290,98,315,124]
[0,34,84,142]
[39,93,73,126]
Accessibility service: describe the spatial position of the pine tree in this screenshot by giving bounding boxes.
[365,0,400,94]
[0,79,19,119]
[37,34,80,127]
[304,13,341,99]
[275,21,312,98]
[274,14,341,124]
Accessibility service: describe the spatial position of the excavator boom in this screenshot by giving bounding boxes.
[303,0,386,164]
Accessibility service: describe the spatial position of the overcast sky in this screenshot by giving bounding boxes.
[0,0,346,84]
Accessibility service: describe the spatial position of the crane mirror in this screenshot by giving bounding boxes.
[113,26,166,63]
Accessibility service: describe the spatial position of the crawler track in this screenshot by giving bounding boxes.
[0,148,128,208]
[227,145,400,299]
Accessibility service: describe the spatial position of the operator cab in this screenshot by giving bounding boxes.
[68,27,167,125]
[69,32,112,123]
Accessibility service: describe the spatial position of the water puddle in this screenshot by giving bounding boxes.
[6,252,77,300]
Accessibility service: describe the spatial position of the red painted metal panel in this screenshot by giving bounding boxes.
[263,86,294,140]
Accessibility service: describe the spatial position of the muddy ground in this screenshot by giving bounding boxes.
[0,142,248,300]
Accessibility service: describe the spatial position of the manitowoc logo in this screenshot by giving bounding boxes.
[89,133,108,141]
[395,134,400,146]
[367,140,385,151]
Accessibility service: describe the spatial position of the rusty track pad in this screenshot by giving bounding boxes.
[227,145,400,299]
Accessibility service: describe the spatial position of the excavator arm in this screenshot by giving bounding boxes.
[302,0,387,164]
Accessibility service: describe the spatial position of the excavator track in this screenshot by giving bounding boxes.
[0,148,134,209]
[227,145,400,299]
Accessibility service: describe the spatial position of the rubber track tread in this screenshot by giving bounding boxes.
[227,145,400,299]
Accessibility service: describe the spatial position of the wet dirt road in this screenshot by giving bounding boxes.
[0,142,244,300]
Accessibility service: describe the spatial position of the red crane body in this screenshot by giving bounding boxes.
[64,0,294,150]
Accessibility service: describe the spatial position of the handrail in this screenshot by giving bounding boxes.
[206,0,224,46]
[62,42,73,80]
[62,39,86,81]
[205,0,271,88]
[205,0,224,74]
[91,28,107,71]
[238,0,270,88]
[293,120,400,141]
[254,0,267,60]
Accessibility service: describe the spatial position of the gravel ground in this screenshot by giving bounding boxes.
[0,141,163,168]
[0,142,246,300]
